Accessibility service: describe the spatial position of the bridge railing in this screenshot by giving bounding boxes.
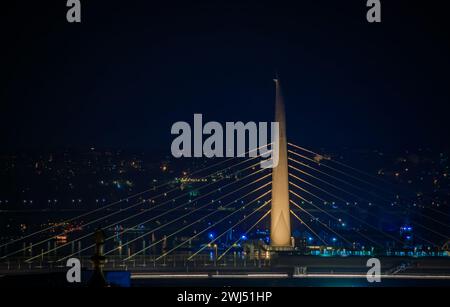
[0,253,272,272]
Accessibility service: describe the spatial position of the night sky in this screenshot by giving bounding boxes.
[1,0,449,152]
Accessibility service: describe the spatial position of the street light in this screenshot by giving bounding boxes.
[213,244,218,266]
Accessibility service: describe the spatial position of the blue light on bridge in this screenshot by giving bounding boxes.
[401,226,413,232]
[208,232,215,239]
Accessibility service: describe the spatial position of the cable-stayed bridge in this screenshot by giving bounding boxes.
[1,142,449,281]
[1,82,449,284]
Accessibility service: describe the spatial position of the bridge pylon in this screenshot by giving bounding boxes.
[270,78,293,250]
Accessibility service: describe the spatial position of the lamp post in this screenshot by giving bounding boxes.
[213,244,218,266]
[88,228,107,287]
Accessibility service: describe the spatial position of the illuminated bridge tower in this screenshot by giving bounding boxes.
[270,78,292,249]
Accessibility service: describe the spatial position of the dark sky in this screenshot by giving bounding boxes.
[1,0,449,152]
